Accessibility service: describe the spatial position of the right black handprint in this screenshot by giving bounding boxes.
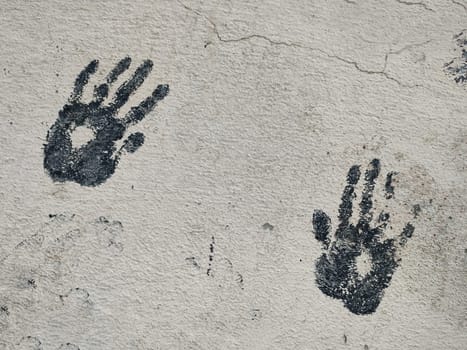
[313,159,414,315]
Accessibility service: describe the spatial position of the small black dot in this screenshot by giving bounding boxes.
[27,279,37,288]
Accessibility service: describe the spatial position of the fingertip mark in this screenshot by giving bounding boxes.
[347,165,361,185]
[71,59,99,101]
[367,159,381,180]
[154,84,170,99]
[123,132,145,153]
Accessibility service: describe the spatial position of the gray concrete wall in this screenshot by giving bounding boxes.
[0,0,466,349]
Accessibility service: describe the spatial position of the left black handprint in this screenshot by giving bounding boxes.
[44,58,169,186]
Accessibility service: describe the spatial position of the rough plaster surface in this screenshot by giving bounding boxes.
[0,0,466,349]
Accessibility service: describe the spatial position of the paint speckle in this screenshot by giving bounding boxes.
[27,278,37,289]
[207,236,215,276]
[186,256,200,269]
[0,306,8,316]
[313,159,415,314]
[236,272,244,289]
[262,222,274,231]
[44,57,169,186]
[250,308,262,320]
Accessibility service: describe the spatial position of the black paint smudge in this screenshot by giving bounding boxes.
[0,305,9,315]
[236,272,244,290]
[44,57,169,186]
[313,159,415,315]
[444,30,467,84]
[27,278,37,289]
[384,171,397,199]
[207,236,215,276]
[412,204,421,218]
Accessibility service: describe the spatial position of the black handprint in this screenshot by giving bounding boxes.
[44,58,169,186]
[313,159,414,315]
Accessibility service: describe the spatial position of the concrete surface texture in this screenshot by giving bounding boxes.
[0,0,466,349]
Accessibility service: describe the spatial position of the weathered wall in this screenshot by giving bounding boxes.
[0,0,466,349]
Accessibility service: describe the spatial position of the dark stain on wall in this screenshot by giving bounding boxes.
[313,159,415,315]
[44,57,169,186]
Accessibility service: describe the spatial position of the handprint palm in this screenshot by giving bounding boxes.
[44,58,169,186]
[313,159,414,315]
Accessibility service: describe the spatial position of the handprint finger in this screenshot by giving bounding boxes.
[358,159,381,227]
[93,57,132,104]
[398,223,414,246]
[337,165,361,231]
[112,132,146,166]
[313,210,331,248]
[106,56,132,84]
[111,59,153,111]
[123,84,169,125]
[122,132,145,153]
[70,59,99,103]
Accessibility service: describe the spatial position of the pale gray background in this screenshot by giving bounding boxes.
[0,0,466,349]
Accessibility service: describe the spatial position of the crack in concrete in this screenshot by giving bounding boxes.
[178,0,429,88]
[451,0,467,12]
[395,0,434,12]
